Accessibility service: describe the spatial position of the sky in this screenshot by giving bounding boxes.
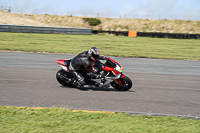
[0,0,200,20]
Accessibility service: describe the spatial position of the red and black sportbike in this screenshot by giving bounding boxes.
[56,57,132,91]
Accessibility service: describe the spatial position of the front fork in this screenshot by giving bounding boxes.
[115,74,125,86]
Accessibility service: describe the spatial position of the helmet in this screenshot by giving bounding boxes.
[88,47,100,61]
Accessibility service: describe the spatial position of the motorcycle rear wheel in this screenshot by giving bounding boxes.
[111,76,132,91]
[56,69,76,87]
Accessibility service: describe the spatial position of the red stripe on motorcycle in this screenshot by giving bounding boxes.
[121,74,125,78]
[116,78,122,86]
[90,66,93,72]
[56,60,66,66]
[102,65,114,71]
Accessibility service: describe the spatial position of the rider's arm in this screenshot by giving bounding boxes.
[82,58,101,79]
[99,56,116,68]
[98,56,115,67]
[98,56,106,60]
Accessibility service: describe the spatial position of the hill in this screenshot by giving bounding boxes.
[0,11,200,34]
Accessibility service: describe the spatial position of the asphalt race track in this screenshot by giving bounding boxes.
[0,51,200,117]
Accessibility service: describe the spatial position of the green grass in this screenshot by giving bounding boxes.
[0,106,200,133]
[0,32,200,60]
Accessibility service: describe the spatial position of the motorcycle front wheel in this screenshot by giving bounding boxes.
[111,76,132,91]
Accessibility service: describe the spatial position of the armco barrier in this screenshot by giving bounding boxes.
[92,30,200,39]
[0,24,92,35]
[137,32,200,39]
[0,25,199,39]
[92,30,128,36]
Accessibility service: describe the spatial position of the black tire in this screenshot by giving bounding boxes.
[111,76,132,91]
[56,69,75,87]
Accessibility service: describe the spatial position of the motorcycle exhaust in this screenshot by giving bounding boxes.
[58,73,71,83]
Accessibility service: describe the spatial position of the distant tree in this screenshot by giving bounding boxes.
[83,18,101,26]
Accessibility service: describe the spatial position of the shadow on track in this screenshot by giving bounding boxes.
[61,86,134,92]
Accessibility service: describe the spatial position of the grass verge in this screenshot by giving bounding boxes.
[0,106,200,133]
[0,32,200,60]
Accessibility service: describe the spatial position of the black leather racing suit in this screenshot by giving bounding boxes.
[68,51,105,85]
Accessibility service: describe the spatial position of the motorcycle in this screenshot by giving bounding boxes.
[56,57,132,91]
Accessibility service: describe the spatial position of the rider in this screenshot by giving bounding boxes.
[68,47,105,86]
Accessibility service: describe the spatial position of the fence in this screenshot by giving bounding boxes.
[0,24,92,35]
[0,24,199,39]
[92,30,200,39]
[136,32,200,39]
